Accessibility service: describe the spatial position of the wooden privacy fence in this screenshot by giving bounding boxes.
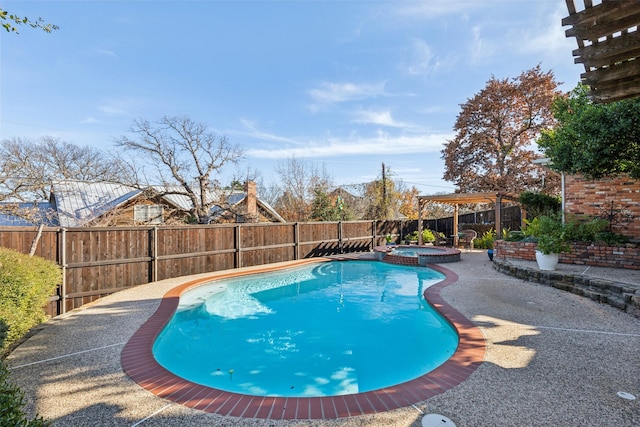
[0,206,521,317]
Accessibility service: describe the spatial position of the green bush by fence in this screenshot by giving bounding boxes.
[0,360,49,426]
[0,247,61,353]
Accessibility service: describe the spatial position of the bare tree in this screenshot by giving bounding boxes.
[115,115,243,224]
[272,156,332,222]
[0,136,129,202]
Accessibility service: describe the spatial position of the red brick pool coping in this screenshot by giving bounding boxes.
[121,258,486,420]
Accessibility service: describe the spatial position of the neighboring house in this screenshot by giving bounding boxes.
[52,180,144,227]
[155,181,285,224]
[0,202,59,227]
[0,180,285,227]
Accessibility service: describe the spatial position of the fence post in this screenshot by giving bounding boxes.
[235,224,241,268]
[338,221,343,254]
[151,227,158,282]
[294,222,299,260]
[59,228,67,315]
[372,220,376,249]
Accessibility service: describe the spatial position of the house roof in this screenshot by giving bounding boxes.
[52,180,142,227]
[155,185,286,223]
[0,202,58,227]
[207,191,286,223]
[1,181,285,227]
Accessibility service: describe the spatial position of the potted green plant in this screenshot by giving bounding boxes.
[385,234,394,246]
[421,229,436,245]
[478,229,496,261]
[407,231,419,244]
[534,216,570,271]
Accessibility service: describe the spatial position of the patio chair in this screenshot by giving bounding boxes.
[458,229,477,251]
[429,230,448,246]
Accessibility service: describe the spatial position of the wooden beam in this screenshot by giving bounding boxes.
[418,205,423,245]
[573,31,640,68]
[564,2,640,40]
[582,58,640,85]
[495,195,503,239]
[453,205,459,247]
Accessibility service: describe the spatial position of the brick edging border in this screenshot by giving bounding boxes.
[492,260,640,318]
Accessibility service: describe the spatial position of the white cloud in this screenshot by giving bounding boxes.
[514,3,576,60]
[470,26,495,64]
[98,98,138,116]
[237,119,301,144]
[308,81,387,111]
[399,38,439,76]
[80,117,98,124]
[95,49,117,58]
[395,1,476,18]
[246,131,453,160]
[349,109,432,133]
[351,109,406,127]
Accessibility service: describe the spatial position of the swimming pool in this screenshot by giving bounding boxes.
[152,261,458,398]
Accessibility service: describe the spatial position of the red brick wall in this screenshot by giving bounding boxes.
[495,240,640,270]
[494,240,537,261]
[564,174,640,239]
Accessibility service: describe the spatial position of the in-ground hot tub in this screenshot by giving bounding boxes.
[374,245,461,265]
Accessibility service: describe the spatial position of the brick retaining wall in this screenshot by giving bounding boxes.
[495,240,640,270]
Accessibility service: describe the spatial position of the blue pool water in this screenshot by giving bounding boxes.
[153,261,458,398]
[390,246,444,257]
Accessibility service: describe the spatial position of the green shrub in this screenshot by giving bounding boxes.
[519,191,561,218]
[421,229,435,243]
[474,229,496,249]
[563,216,608,242]
[0,248,60,353]
[595,231,629,246]
[0,359,49,426]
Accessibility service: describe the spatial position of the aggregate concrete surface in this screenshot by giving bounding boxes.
[6,252,640,427]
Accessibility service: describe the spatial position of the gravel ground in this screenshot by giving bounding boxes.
[6,252,640,427]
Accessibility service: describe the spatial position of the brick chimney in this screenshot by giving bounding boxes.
[244,180,257,221]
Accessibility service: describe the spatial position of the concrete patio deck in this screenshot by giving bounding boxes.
[6,251,640,426]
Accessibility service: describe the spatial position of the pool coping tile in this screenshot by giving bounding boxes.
[121,258,486,420]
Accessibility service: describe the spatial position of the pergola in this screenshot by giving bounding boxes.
[563,0,640,103]
[417,192,522,246]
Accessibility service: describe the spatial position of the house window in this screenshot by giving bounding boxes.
[134,205,163,224]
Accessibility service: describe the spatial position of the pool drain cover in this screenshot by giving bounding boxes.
[422,414,456,427]
[617,391,636,400]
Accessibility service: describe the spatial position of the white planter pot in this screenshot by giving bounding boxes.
[535,250,559,271]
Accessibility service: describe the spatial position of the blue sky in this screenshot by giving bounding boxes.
[1,0,583,195]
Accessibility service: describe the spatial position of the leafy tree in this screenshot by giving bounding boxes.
[362,165,400,220]
[0,137,129,202]
[309,187,355,221]
[538,84,640,179]
[1,7,58,33]
[518,191,561,218]
[442,65,562,193]
[398,186,420,219]
[115,115,243,224]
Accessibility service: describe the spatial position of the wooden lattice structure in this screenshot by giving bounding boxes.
[563,0,640,103]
